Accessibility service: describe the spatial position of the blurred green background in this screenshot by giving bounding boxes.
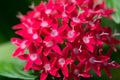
[0,0,120,80]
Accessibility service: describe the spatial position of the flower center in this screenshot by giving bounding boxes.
[103,62,108,66]
[73,48,80,54]
[89,57,95,64]
[83,36,90,44]
[41,21,48,27]
[96,34,100,39]
[44,64,51,71]
[45,9,52,15]
[72,17,80,23]
[45,41,54,47]
[33,33,38,40]
[62,12,67,17]
[71,0,76,3]
[89,57,102,64]
[50,29,58,37]
[28,28,33,34]
[34,12,40,18]
[20,41,27,49]
[67,30,75,38]
[58,58,65,67]
[30,54,37,61]
[74,69,79,76]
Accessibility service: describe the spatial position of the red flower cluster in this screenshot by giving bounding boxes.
[11,0,120,80]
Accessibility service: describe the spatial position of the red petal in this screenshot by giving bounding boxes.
[104,67,112,78]
[51,57,57,68]
[84,62,91,72]
[52,45,61,55]
[24,60,33,71]
[106,48,113,57]
[11,38,22,46]
[35,58,42,65]
[62,65,69,77]
[50,68,60,77]
[12,48,22,57]
[43,48,51,56]
[66,58,73,65]
[18,54,28,60]
[12,24,23,29]
[93,65,101,77]
[59,25,67,33]
[40,72,48,80]
[73,76,80,80]
[37,46,43,55]
[80,72,91,78]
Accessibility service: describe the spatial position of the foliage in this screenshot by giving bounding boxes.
[106,0,120,23]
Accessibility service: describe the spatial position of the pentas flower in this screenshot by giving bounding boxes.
[11,0,120,80]
[84,46,110,77]
[18,43,43,71]
[64,60,92,80]
[43,36,62,56]
[50,46,73,77]
[11,38,30,56]
[100,48,120,78]
[40,56,60,80]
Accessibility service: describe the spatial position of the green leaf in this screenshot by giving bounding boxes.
[27,0,41,5]
[106,0,120,23]
[0,42,36,80]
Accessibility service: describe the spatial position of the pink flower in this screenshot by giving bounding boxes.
[18,43,43,71]
[11,38,30,57]
[100,49,120,78]
[64,60,91,80]
[43,36,62,56]
[40,57,60,80]
[84,47,109,77]
[50,46,73,77]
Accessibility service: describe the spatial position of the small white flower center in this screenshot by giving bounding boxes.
[45,41,54,47]
[45,9,52,15]
[73,48,80,54]
[83,36,90,44]
[103,62,108,66]
[41,21,48,27]
[71,0,76,3]
[67,30,75,38]
[27,19,32,23]
[30,54,37,61]
[28,28,33,34]
[20,41,27,49]
[33,33,38,40]
[50,29,58,37]
[44,64,51,71]
[74,69,79,76]
[34,12,40,18]
[58,58,65,67]
[89,57,95,64]
[89,57,102,64]
[62,12,67,17]
[96,34,100,39]
[72,17,80,23]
